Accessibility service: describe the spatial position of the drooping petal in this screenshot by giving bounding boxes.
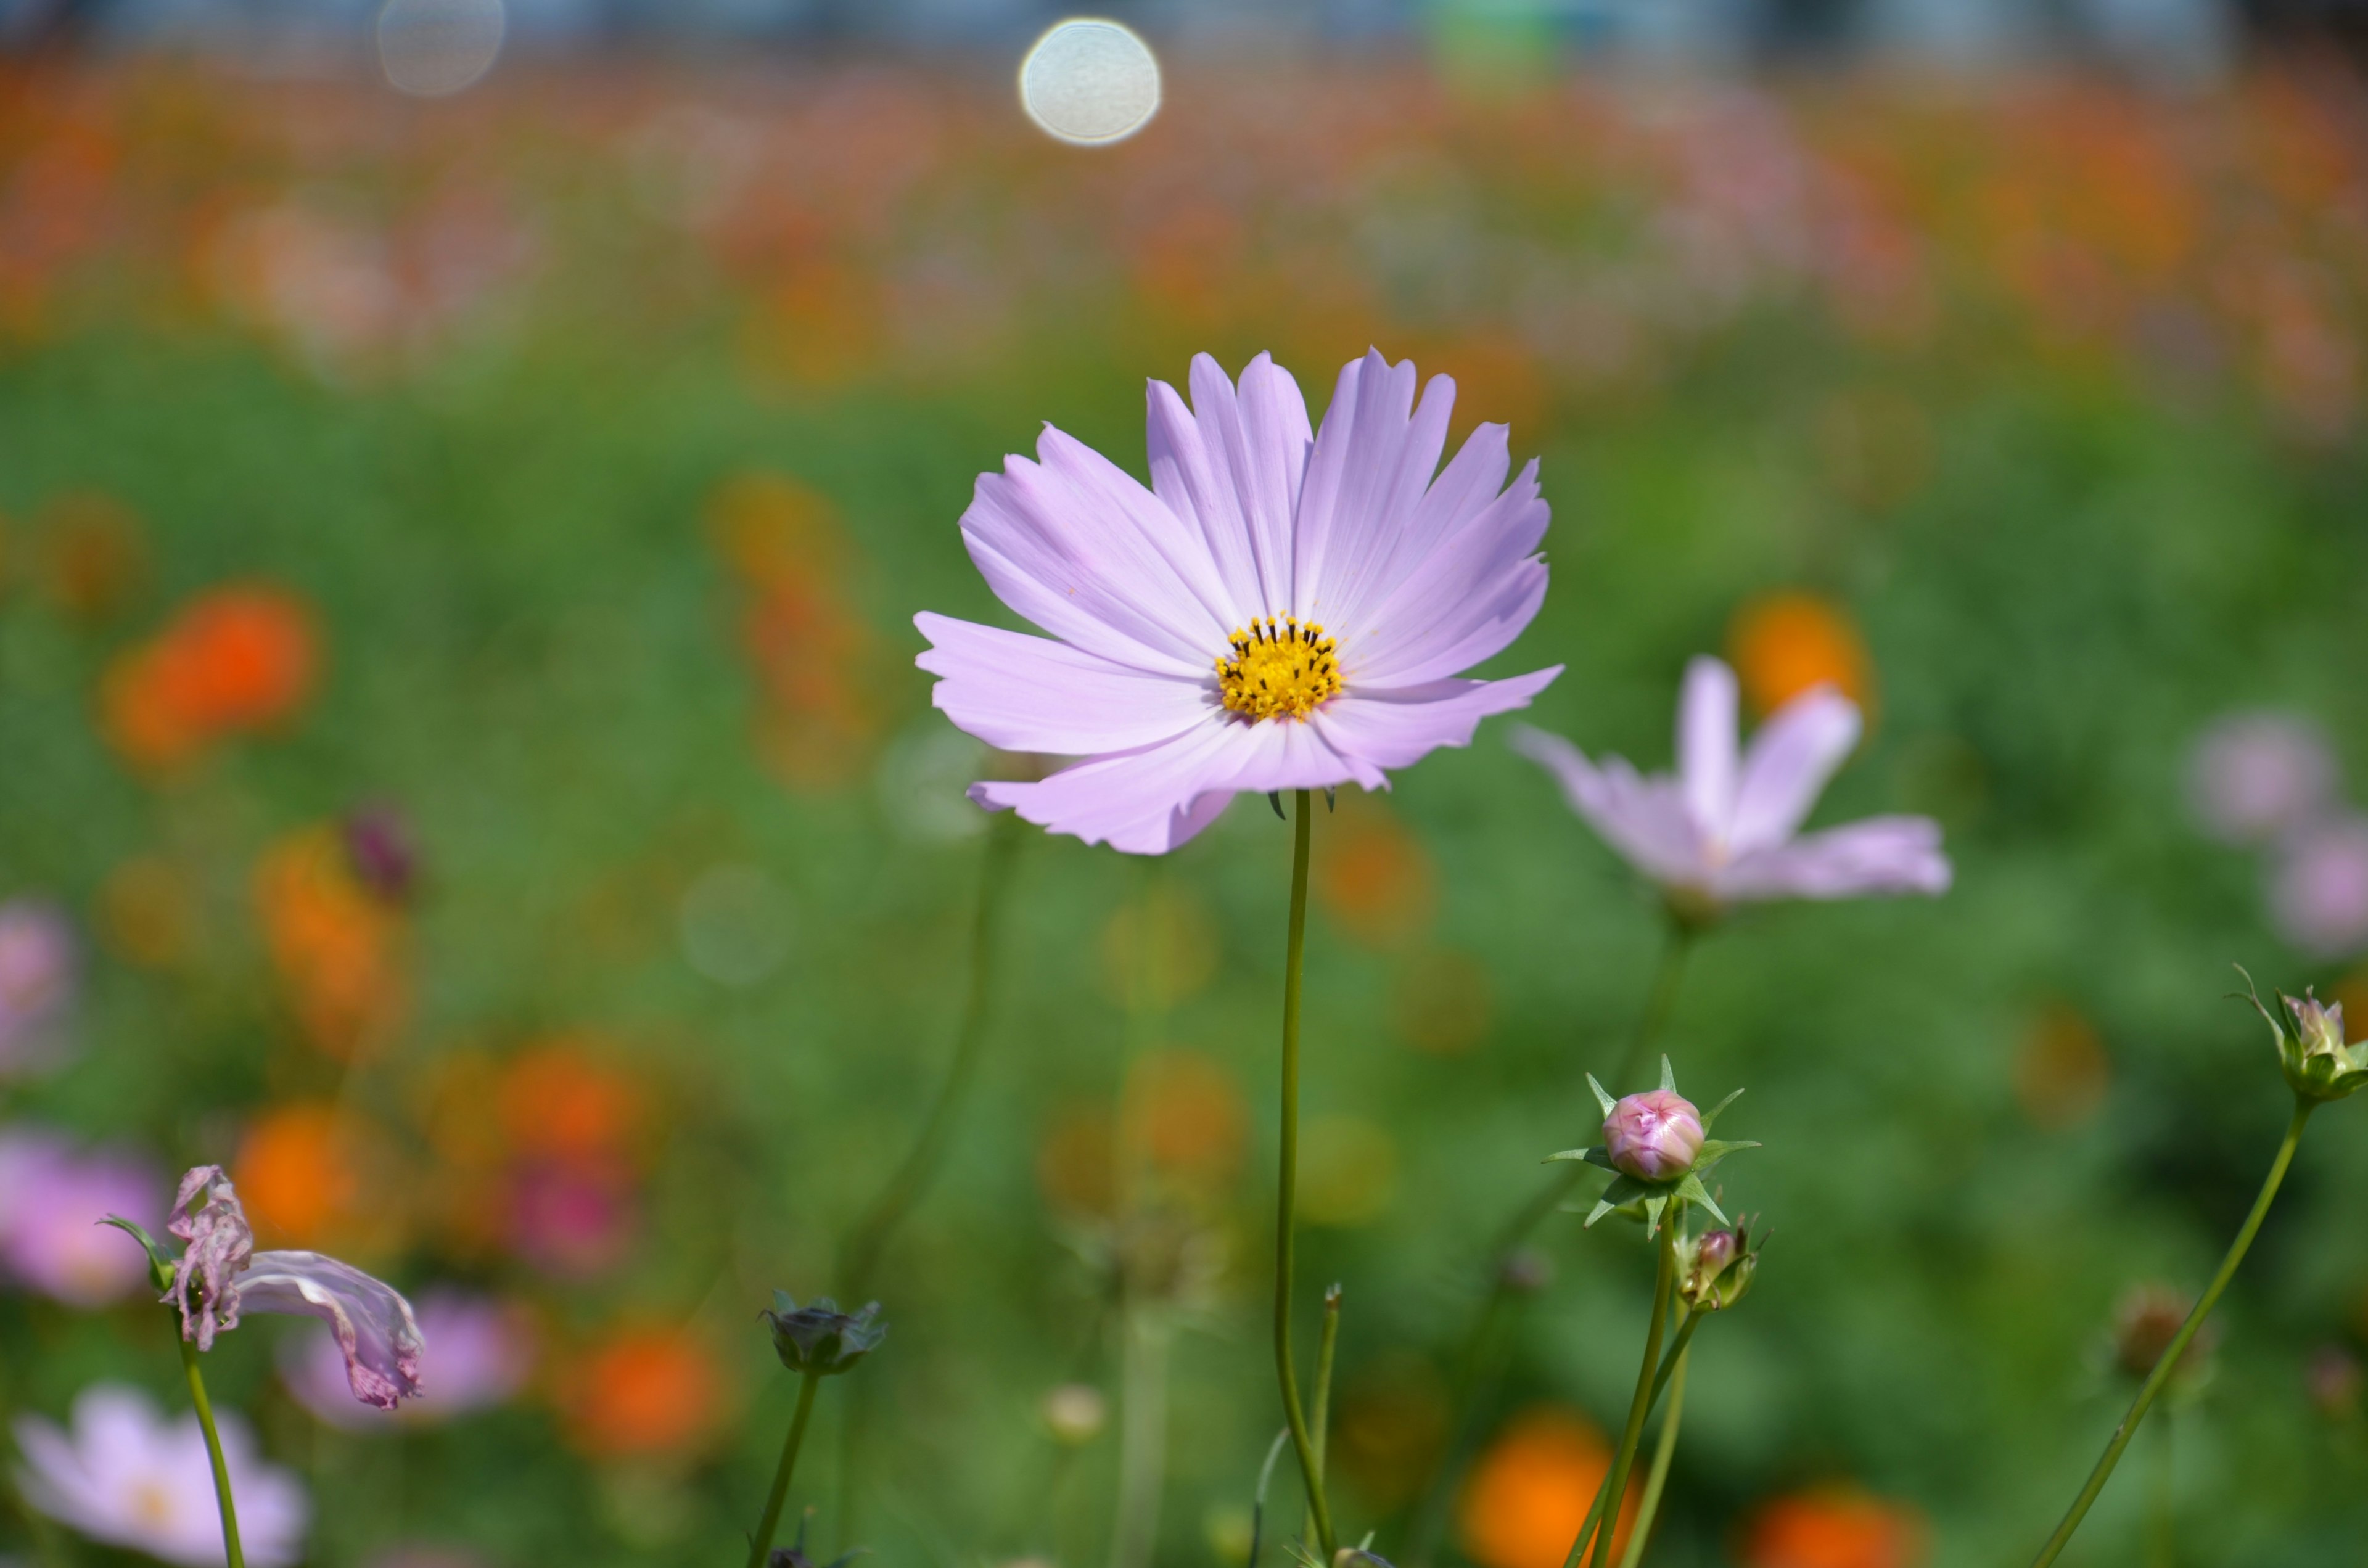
[1712,816,1952,901]
[1147,353,1312,618]
[1340,458,1548,689]
[969,718,1256,855]
[1296,351,1453,631]
[237,1251,425,1411]
[1677,658,1740,840]
[164,1165,253,1352]
[1726,687,1862,856]
[958,427,1233,678]
[1312,667,1561,777]
[914,612,1215,755]
[1510,727,1708,889]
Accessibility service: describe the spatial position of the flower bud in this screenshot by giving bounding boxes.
[1676,1221,1761,1313]
[2111,1283,2213,1385]
[2239,970,2368,1102]
[1602,1090,1704,1181]
[1040,1382,1106,1445]
[762,1294,885,1377]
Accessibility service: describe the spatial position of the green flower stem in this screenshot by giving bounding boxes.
[1579,1217,1679,1568]
[747,1369,824,1568]
[1108,1306,1172,1568]
[178,1335,245,1568]
[1312,1284,1343,1484]
[1273,789,1338,1562]
[1405,926,1695,1568]
[839,811,1022,1298]
[1616,1344,1692,1568]
[1564,1305,1701,1568]
[2028,1098,2314,1568]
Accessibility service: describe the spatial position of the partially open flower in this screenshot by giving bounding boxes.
[1603,1090,1704,1181]
[150,1165,424,1411]
[2238,969,2368,1103]
[762,1294,885,1377]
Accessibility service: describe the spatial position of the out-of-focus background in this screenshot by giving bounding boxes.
[2,4,2367,1567]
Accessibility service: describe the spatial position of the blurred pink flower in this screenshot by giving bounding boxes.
[2269,815,2368,958]
[0,901,77,1076]
[281,1290,532,1430]
[364,1551,491,1568]
[13,1382,308,1568]
[166,1166,425,1411]
[0,1130,163,1306]
[2187,711,2337,845]
[506,1157,637,1278]
[1514,657,1949,913]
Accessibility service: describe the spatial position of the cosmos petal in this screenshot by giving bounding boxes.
[1714,816,1953,900]
[915,612,1215,755]
[1296,351,1453,631]
[1510,726,1708,889]
[1726,686,1862,856]
[237,1251,425,1411]
[1339,459,1548,688]
[969,719,1256,855]
[1314,667,1562,775]
[1677,657,1739,839]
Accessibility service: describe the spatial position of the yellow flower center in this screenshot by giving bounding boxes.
[1216,617,1342,723]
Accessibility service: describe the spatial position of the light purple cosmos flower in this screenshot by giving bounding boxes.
[165,1167,426,1411]
[2187,710,2338,847]
[1601,1088,1705,1181]
[2269,814,2368,958]
[915,350,1563,853]
[0,1130,164,1306]
[14,1382,309,1567]
[0,901,77,1077]
[1513,655,1949,914]
[280,1289,531,1430]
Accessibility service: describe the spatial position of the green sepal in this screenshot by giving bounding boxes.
[1541,1146,1618,1172]
[101,1215,176,1293]
[1700,1087,1745,1131]
[1585,1073,1617,1119]
[1692,1139,1760,1175]
[1657,1055,1675,1093]
[1671,1173,1729,1228]
[1582,1172,1659,1227]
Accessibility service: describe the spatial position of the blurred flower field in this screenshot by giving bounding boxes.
[1,46,2367,1568]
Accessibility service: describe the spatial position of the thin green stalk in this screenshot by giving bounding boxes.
[747,1370,824,1568]
[1579,1217,1678,1568]
[2028,1098,2313,1568]
[1617,1345,1691,1568]
[1312,1284,1342,1482]
[839,811,1022,1297]
[1273,790,1336,1561]
[1108,1307,1172,1568]
[1408,926,1695,1568]
[178,1336,244,1568]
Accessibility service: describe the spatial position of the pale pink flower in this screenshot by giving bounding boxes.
[917,350,1561,854]
[165,1167,425,1411]
[2187,711,2338,846]
[0,1131,163,1306]
[1513,656,1949,911]
[281,1290,532,1430]
[0,901,76,1077]
[13,1383,308,1567]
[1602,1088,1705,1181]
[2269,815,2368,958]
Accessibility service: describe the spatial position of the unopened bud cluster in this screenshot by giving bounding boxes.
[2241,972,2368,1102]
[763,1294,886,1377]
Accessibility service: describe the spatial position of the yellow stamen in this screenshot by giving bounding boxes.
[1215,615,1342,723]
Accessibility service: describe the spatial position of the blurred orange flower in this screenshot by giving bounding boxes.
[2012,1001,2110,1131]
[498,1040,645,1165]
[1035,1101,1117,1219]
[233,1103,385,1250]
[34,490,147,621]
[253,825,406,1060]
[1741,1487,1927,1568]
[1460,1406,1636,1568]
[1125,1050,1247,1192]
[1315,796,1437,950]
[1393,948,1493,1055]
[1727,593,1874,721]
[707,473,882,790]
[561,1326,725,1458]
[101,583,319,770]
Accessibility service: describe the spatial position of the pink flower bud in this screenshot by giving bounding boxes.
[1602,1089,1704,1181]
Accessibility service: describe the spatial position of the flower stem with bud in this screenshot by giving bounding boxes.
[2028,1099,2313,1568]
[178,1334,245,1568]
[1273,790,1338,1561]
[747,1369,823,1568]
[1618,1346,1690,1568]
[1576,1214,1679,1568]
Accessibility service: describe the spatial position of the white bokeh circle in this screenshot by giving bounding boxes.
[377,0,506,98]
[1018,20,1162,146]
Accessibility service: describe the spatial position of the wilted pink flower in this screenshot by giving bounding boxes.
[2187,712,2337,845]
[14,1382,309,1567]
[281,1290,532,1430]
[2269,815,2368,958]
[0,901,77,1076]
[163,1166,425,1411]
[1515,657,1947,913]
[1603,1089,1705,1181]
[0,1131,164,1306]
[916,350,1561,854]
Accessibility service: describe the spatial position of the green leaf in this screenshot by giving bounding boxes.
[1657,1054,1676,1093]
[101,1216,176,1294]
[1700,1086,1745,1130]
[1585,1074,1616,1119]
